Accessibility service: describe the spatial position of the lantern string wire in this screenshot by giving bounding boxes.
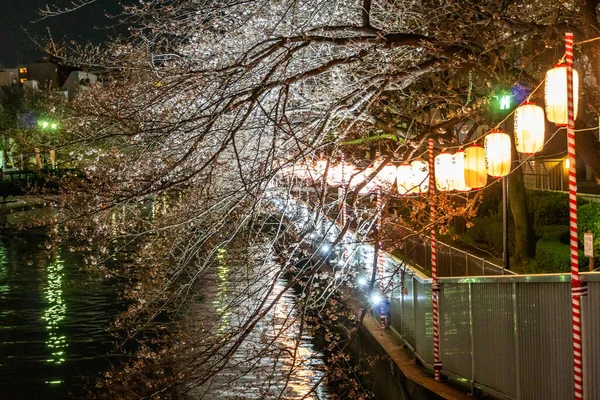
[295,47,597,192]
[575,36,600,45]
[574,126,600,132]
[473,125,565,192]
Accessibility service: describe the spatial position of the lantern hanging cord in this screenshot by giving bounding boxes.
[441,77,547,152]
[575,36,600,45]
[574,126,600,132]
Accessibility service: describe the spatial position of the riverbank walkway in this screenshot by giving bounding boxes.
[273,190,600,400]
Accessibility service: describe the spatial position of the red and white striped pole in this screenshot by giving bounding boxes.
[340,152,347,227]
[566,32,586,400]
[376,187,387,329]
[340,152,348,266]
[429,138,442,380]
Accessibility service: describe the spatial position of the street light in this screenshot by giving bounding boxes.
[38,120,59,169]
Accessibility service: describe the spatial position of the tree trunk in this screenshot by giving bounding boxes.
[505,115,535,263]
[576,130,600,182]
[508,162,535,263]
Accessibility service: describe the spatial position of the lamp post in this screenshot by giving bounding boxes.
[39,120,58,169]
[502,176,509,273]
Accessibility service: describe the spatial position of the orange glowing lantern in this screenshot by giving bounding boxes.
[464,144,487,189]
[451,150,470,191]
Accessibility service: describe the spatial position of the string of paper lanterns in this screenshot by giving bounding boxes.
[283,61,578,196]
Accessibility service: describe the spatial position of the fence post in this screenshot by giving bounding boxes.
[513,282,521,399]
[469,282,475,393]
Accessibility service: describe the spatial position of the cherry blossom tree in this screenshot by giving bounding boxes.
[39,0,600,397]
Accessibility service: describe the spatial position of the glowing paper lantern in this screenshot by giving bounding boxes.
[411,159,429,193]
[514,102,545,154]
[313,159,328,181]
[358,165,377,194]
[376,162,397,188]
[545,63,579,126]
[292,162,312,180]
[328,162,357,186]
[397,163,413,195]
[464,145,487,189]
[484,130,511,177]
[451,150,470,191]
[435,152,454,191]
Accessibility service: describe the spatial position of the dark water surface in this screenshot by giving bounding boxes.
[0,232,126,399]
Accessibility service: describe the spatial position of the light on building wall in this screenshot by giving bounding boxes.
[464,144,487,189]
[514,102,545,154]
[545,63,579,126]
[484,130,511,177]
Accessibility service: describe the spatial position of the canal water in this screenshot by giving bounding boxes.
[187,244,331,399]
[0,226,336,399]
[0,230,127,399]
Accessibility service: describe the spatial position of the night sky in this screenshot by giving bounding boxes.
[0,0,131,67]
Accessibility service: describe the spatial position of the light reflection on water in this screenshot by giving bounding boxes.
[0,233,126,399]
[42,254,67,367]
[200,246,330,400]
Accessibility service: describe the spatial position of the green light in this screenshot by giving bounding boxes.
[42,121,49,128]
[51,123,57,129]
[499,94,511,110]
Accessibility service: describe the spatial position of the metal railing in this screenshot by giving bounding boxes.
[392,226,512,277]
[273,193,598,400]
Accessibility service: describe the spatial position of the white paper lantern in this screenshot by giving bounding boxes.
[464,145,487,189]
[292,162,312,180]
[484,131,511,177]
[435,152,454,191]
[545,63,579,126]
[451,151,471,191]
[313,159,329,181]
[397,163,413,195]
[358,166,377,194]
[376,162,397,188]
[328,162,357,186]
[411,159,429,193]
[514,102,545,154]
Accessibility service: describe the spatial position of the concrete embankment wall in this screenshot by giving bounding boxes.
[344,305,472,400]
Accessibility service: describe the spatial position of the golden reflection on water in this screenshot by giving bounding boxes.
[0,243,8,300]
[202,246,328,399]
[268,277,326,399]
[212,248,232,336]
[42,254,67,367]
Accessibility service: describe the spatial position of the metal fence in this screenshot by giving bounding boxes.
[274,193,598,400]
[393,226,512,277]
